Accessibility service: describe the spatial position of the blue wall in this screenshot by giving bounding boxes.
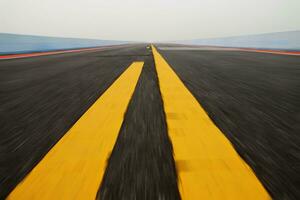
[0,33,127,55]
[177,31,300,50]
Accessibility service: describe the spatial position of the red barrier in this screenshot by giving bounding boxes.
[238,48,300,56]
[0,47,106,60]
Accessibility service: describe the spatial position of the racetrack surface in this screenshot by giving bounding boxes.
[157,44,300,200]
[0,44,149,198]
[0,44,299,199]
[98,54,180,200]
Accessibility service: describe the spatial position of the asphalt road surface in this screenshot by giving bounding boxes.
[0,44,151,198]
[0,44,299,199]
[157,44,300,200]
[98,53,180,200]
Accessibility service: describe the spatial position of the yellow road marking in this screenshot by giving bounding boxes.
[8,62,144,200]
[152,46,270,200]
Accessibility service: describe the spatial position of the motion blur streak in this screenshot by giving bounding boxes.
[0,44,146,199]
[98,54,180,199]
[8,62,143,200]
[157,44,300,199]
[152,46,270,200]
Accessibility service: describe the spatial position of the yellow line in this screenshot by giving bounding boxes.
[8,62,144,200]
[152,46,270,200]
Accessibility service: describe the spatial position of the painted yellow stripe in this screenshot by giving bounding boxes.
[8,62,144,200]
[152,46,270,200]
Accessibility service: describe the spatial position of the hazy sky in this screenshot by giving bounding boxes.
[0,0,299,41]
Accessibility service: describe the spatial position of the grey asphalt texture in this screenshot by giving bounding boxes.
[0,44,152,199]
[98,53,180,200]
[157,44,300,200]
[0,43,299,200]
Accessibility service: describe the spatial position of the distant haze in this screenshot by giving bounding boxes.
[0,0,299,41]
[177,31,300,50]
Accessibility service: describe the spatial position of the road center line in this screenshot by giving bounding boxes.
[8,61,144,200]
[152,45,270,200]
